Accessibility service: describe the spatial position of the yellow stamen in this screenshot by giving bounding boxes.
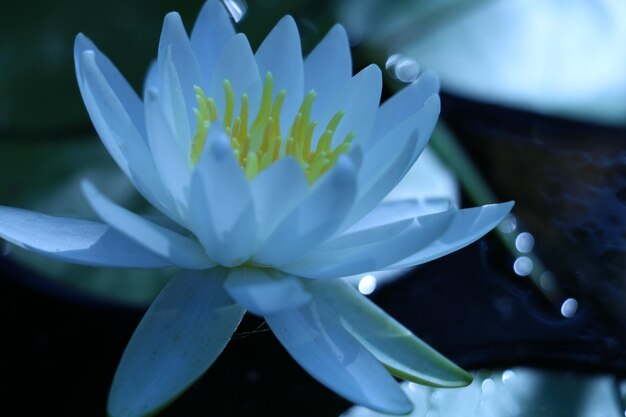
[190,72,354,183]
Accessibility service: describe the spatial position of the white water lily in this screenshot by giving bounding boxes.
[0,1,513,416]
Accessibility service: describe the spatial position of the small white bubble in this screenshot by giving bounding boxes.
[513,256,533,276]
[358,275,377,295]
[560,298,578,318]
[394,58,420,83]
[515,232,535,253]
[385,54,403,70]
[502,369,516,384]
[481,378,496,395]
[407,382,419,391]
[221,0,247,22]
[498,214,518,234]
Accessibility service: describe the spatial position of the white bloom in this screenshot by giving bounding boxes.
[0,1,513,416]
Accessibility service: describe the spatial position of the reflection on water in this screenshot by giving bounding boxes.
[501,369,516,384]
[358,275,377,295]
[515,232,534,253]
[560,298,578,318]
[513,256,533,277]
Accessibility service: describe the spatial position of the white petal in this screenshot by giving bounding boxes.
[143,60,158,95]
[255,15,304,135]
[361,94,440,186]
[249,157,308,242]
[391,202,515,269]
[76,48,178,221]
[82,181,214,270]
[311,279,473,387]
[158,12,203,153]
[314,65,382,149]
[145,88,191,212]
[74,34,146,139]
[253,156,357,266]
[382,146,460,207]
[0,206,170,268]
[282,210,454,279]
[304,24,352,121]
[190,0,236,88]
[223,267,311,316]
[108,269,245,417]
[211,34,262,123]
[187,125,257,267]
[346,198,451,233]
[368,70,440,147]
[342,95,440,231]
[266,297,412,415]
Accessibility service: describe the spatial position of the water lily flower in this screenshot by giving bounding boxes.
[0,1,513,416]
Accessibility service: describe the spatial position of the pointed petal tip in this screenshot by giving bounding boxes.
[386,361,474,389]
[277,14,297,29]
[163,11,183,25]
[74,32,88,48]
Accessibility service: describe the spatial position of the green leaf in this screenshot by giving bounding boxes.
[310,279,473,388]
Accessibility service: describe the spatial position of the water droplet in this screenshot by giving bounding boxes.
[560,298,578,318]
[513,256,533,276]
[358,274,377,295]
[394,58,420,83]
[502,369,516,384]
[385,54,403,70]
[481,378,495,395]
[498,214,517,234]
[515,232,535,253]
[221,0,247,23]
[386,54,420,83]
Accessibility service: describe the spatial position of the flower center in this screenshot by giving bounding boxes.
[191,72,354,184]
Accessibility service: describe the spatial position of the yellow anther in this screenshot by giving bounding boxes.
[231,118,241,141]
[324,110,345,134]
[191,74,353,183]
[252,72,274,129]
[271,90,286,137]
[307,155,330,184]
[239,94,249,143]
[223,80,234,128]
[207,98,218,122]
[244,152,258,180]
[303,121,317,161]
[316,130,334,154]
[260,118,274,153]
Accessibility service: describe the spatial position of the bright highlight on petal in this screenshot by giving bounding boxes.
[191,72,355,183]
[0,1,517,415]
